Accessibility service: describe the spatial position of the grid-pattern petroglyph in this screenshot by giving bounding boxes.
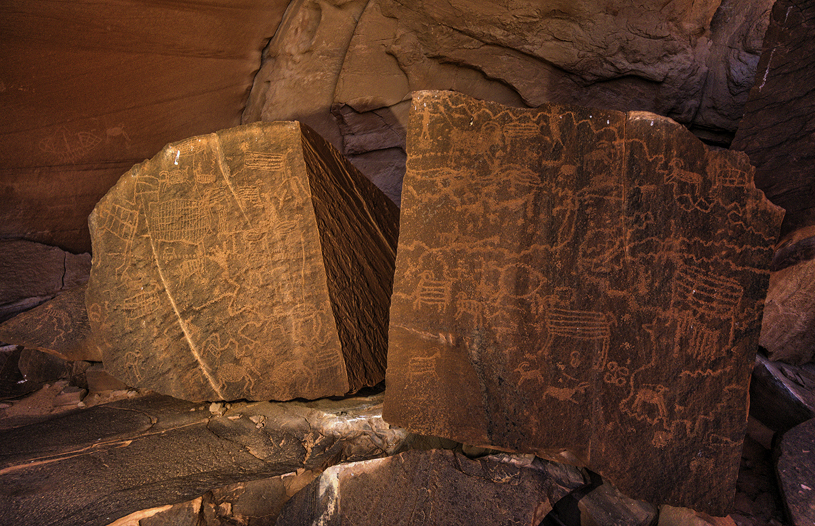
[385,91,785,514]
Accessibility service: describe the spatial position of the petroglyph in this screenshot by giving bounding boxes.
[87,122,399,402]
[384,91,785,515]
[39,126,102,163]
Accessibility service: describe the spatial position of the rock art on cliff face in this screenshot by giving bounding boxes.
[0,285,102,362]
[383,91,784,515]
[276,449,586,525]
[87,122,399,402]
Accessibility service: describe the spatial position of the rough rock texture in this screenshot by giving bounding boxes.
[731,0,815,238]
[276,449,585,525]
[0,392,406,526]
[0,0,289,253]
[384,91,784,515]
[0,240,90,323]
[775,418,815,526]
[659,506,738,526]
[106,470,318,526]
[0,285,102,362]
[759,230,815,364]
[87,122,399,402]
[85,363,129,393]
[245,0,774,206]
[750,353,815,433]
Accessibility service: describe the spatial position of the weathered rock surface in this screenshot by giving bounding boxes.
[775,418,815,526]
[0,240,90,323]
[85,363,129,393]
[87,122,399,402]
[245,0,774,206]
[0,391,406,526]
[0,0,289,253]
[107,470,318,526]
[384,91,784,514]
[276,449,585,525]
[750,353,815,433]
[759,231,815,365]
[731,0,815,238]
[0,284,102,362]
[658,506,737,526]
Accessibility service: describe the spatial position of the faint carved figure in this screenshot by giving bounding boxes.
[96,203,138,242]
[408,355,439,383]
[515,361,543,386]
[542,382,590,404]
[455,293,485,326]
[630,384,670,424]
[192,142,218,184]
[413,271,451,311]
[39,126,102,163]
[245,152,285,171]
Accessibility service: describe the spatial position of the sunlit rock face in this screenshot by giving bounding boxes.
[86,122,399,402]
[244,0,774,206]
[383,91,784,515]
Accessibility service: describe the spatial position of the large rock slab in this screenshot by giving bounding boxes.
[383,91,784,514]
[775,418,815,525]
[276,449,586,525]
[0,240,90,323]
[731,0,815,238]
[87,122,399,402]
[0,284,102,362]
[0,391,407,526]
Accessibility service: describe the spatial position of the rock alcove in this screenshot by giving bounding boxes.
[1,1,815,525]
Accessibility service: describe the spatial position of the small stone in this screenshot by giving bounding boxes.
[209,403,224,416]
[53,385,87,407]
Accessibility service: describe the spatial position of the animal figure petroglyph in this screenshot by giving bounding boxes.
[542,382,590,404]
[631,384,669,423]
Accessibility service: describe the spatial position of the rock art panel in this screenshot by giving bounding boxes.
[87,122,399,402]
[383,91,784,514]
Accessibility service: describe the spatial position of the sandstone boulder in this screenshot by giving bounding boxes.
[759,229,815,365]
[0,240,90,323]
[383,91,784,514]
[750,353,815,433]
[87,122,399,402]
[0,284,102,362]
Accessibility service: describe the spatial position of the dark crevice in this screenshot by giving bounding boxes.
[540,469,604,526]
